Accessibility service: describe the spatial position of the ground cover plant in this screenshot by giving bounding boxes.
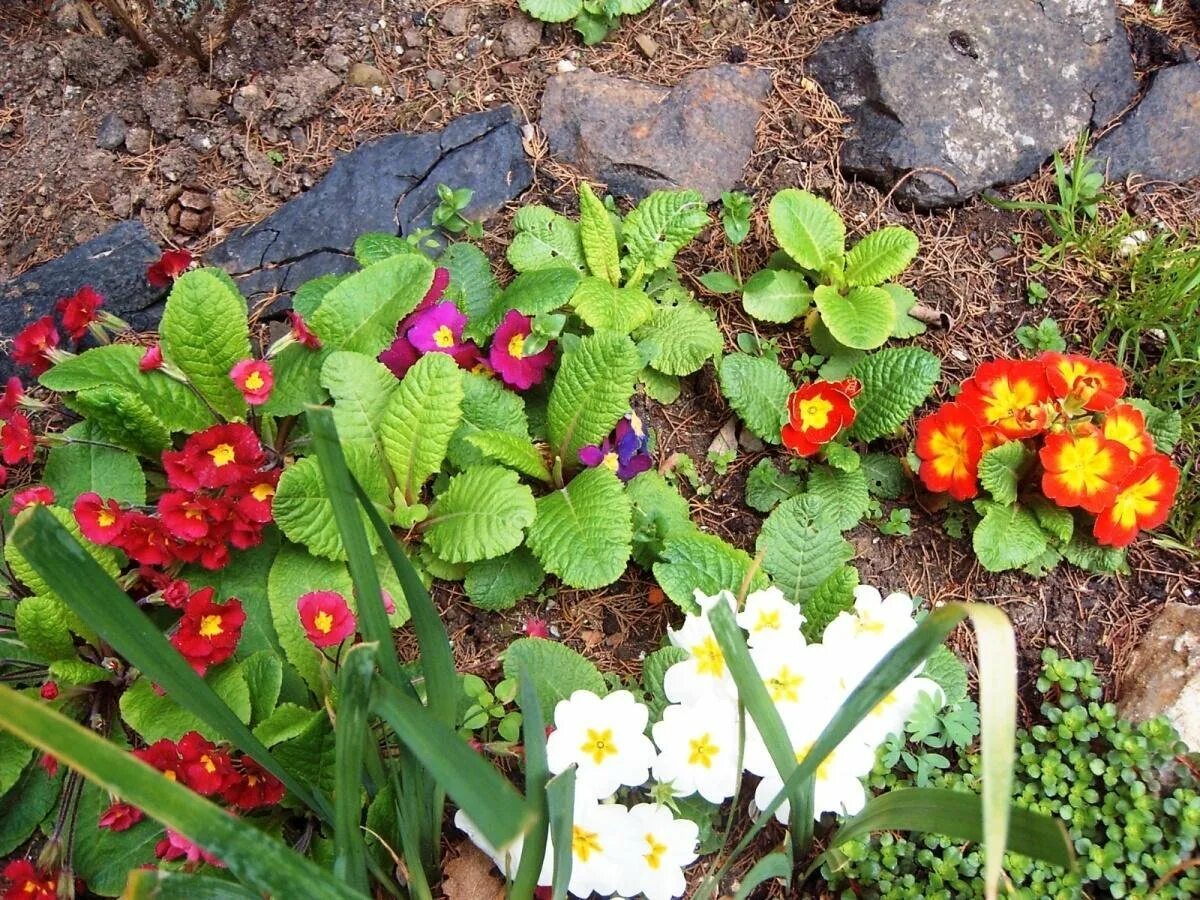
[518,0,657,45]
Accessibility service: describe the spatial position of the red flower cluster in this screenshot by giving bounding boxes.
[56,286,104,341]
[146,248,193,289]
[914,355,1180,548]
[73,424,279,570]
[781,378,860,457]
[1,860,57,900]
[0,379,38,487]
[169,586,245,675]
[12,317,61,376]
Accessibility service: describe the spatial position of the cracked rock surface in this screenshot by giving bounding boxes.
[808,0,1138,207]
[539,65,773,202]
[207,105,530,306]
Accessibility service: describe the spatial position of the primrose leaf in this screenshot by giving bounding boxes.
[626,471,695,569]
[807,465,872,531]
[309,253,434,355]
[292,273,348,318]
[547,331,641,462]
[14,595,85,662]
[466,430,552,482]
[979,441,1031,506]
[353,233,412,266]
[119,664,251,743]
[579,183,622,285]
[741,268,813,324]
[572,278,654,333]
[758,494,854,605]
[861,452,908,500]
[463,548,546,611]
[844,226,920,287]
[441,242,502,342]
[518,0,583,23]
[259,343,328,418]
[972,502,1050,572]
[768,189,845,271]
[634,297,723,377]
[847,348,941,441]
[922,645,970,707]
[744,459,804,513]
[622,190,710,272]
[320,351,397,453]
[652,531,768,613]
[527,467,633,589]
[800,565,859,642]
[272,446,387,561]
[447,373,529,471]
[507,205,586,273]
[882,284,928,339]
[65,385,171,458]
[1062,531,1129,575]
[501,268,583,318]
[6,506,119,602]
[380,353,465,502]
[643,646,689,719]
[425,465,538,564]
[1126,399,1182,453]
[42,421,145,506]
[718,353,792,444]
[640,367,681,404]
[503,638,605,720]
[267,542,353,695]
[814,284,897,351]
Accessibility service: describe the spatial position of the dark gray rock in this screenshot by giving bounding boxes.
[0,221,165,378]
[540,65,773,202]
[1091,63,1200,183]
[808,0,1138,207]
[206,105,531,303]
[96,112,127,151]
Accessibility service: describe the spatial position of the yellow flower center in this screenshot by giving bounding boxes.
[314,611,335,634]
[244,371,264,391]
[209,443,236,467]
[1054,437,1117,496]
[185,506,203,520]
[981,378,1040,429]
[927,424,971,479]
[871,691,899,718]
[580,728,618,765]
[798,397,833,430]
[433,325,456,348]
[754,609,781,632]
[201,754,217,774]
[572,825,603,863]
[164,769,177,782]
[602,451,620,472]
[198,614,224,637]
[693,636,725,677]
[644,833,668,870]
[250,482,275,502]
[97,509,116,528]
[507,332,527,359]
[687,733,719,768]
[766,665,804,704]
[23,880,41,894]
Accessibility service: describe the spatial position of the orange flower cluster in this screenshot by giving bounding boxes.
[915,354,1179,548]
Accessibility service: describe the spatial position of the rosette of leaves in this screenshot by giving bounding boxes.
[518,0,657,45]
[742,189,925,360]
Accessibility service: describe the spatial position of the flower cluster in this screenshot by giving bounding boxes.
[460,583,939,899]
[781,378,860,457]
[914,355,1180,547]
[12,284,119,378]
[579,412,652,481]
[73,424,279,570]
[378,269,554,390]
[167,585,246,675]
[0,378,42,486]
[1,860,58,900]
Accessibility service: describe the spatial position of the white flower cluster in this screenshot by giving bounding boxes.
[458,584,944,899]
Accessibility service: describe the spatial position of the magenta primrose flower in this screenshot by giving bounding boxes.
[488,310,554,390]
[406,301,479,366]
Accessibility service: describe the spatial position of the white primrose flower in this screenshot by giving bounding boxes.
[821,585,917,665]
[736,586,806,648]
[454,809,550,883]
[561,799,635,898]
[848,673,946,747]
[615,803,700,900]
[547,690,656,800]
[663,598,740,706]
[748,641,842,712]
[651,702,742,804]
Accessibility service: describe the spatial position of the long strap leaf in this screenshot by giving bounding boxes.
[0,685,360,900]
[333,643,376,894]
[11,506,332,822]
[546,768,577,900]
[510,663,550,898]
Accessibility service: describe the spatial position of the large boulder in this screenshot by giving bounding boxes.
[808,0,1138,207]
[1091,62,1200,183]
[1119,603,1200,751]
[540,65,773,202]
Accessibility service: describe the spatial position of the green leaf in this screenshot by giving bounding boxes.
[861,452,907,500]
[640,367,681,404]
[14,595,81,661]
[979,442,1031,506]
[380,352,465,502]
[814,284,896,351]
[622,190,710,272]
[807,465,872,531]
[123,871,260,899]
[502,638,605,720]
[66,385,171,457]
[6,506,120,601]
[0,761,61,856]
[741,269,812,324]
[320,351,397,453]
[0,685,355,897]
[119,664,251,743]
[848,348,942,441]
[882,284,927,339]
[800,565,859,642]
[442,242,502,342]
[735,853,792,900]
[183,529,281,660]
[463,548,546,611]
[272,451,386,561]
[353,232,412,266]
[1063,531,1129,574]
[39,344,213,433]
[159,268,251,420]
[699,271,741,294]
[240,651,284,726]
[718,353,791,443]
[822,441,860,473]
[271,710,337,797]
[447,372,529,471]
[768,189,845,271]
[333,644,373,894]
[627,470,695,568]
[844,226,919,287]
[571,278,654,333]
[744,459,804,513]
[921,646,970,707]
[501,267,583,319]
[527,467,632,589]
[292,274,349,318]
[634,297,723,377]
[518,0,583,23]
[1029,497,1074,545]
[425,465,537,564]
[972,503,1050,572]
[1127,398,1182,453]
[48,658,111,685]
[507,205,586,273]
[254,704,320,748]
[267,541,349,697]
[0,732,31,799]
[758,494,854,605]
[465,430,552,482]
[574,7,615,44]
[42,421,145,505]
[72,781,160,896]
[642,646,689,719]
[547,331,641,461]
[259,343,328,418]
[652,531,768,612]
[309,253,434,355]
[579,183,621,285]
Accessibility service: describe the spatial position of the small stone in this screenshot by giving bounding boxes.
[141,80,188,136]
[232,83,268,122]
[987,244,1012,262]
[185,85,222,118]
[271,64,341,129]
[707,419,739,458]
[555,59,578,74]
[124,126,151,155]
[499,16,543,59]
[738,429,766,452]
[322,47,351,73]
[185,131,214,153]
[402,27,426,49]
[1119,603,1200,751]
[634,34,659,59]
[96,112,127,151]
[426,69,447,90]
[439,5,470,36]
[347,62,388,89]
[60,34,138,87]
[446,77,465,95]
[47,57,66,80]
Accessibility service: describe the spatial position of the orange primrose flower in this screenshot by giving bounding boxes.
[1039,431,1133,514]
[1041,352,1125,412]
[1092,452,1180,547]
[915,402,984,501]
[1101,404,1154,463]
[781,378,859,457]
[958,359,1052,439]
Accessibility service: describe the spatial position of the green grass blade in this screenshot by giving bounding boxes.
[0,685,361,900]
[10,506,331,822]
[811,787,1074,878]
[333,643,376,894]
[511,662,549,897]
[370,680,531,850]
[734,852,791,899]
[123,870,261,898]
[708,603,810,854]
[307,407,404,690]
[546,768,576,900]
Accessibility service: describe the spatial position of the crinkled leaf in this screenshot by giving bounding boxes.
[626,471,695,569]
[380,352,465,502]
[921,645,969,707]
[572,278,654,333]
[119,664,251,743]
[979,442,1031,506]
[758,494,854,605]
[547,331,641,461]
[745,459,804,513]
[718,353,792,443]
[14,595,80,662]
[501,268,583,322]
[527,467,632,589]
[254,704,321,748]
[71,782,161,896]
[634,298,723,377]
[1127,398,1182,453]
[579,183,621,285]
[700,271,741,295]
[741,269,812,324]
[502,638,605,720]
[182,529,281,660]
[441,242,502,343]
[66,385,171,457]
[507,205,586,273]
[425,465,537,564]
[622,190,709,272]
[259,343,328,418]
[48,659,111,685]
[463,547,546,611]
[321,351,397,454]
[801,565,859,642]
[240,651,284,726]
[768,189,845,271]
[822,442,861,473]
[814,284,896,351]
[0,761,61,856]
[1063,531,1129,575]
[640,367,681,404]
[465,430,552,482]
[861,452,907,500]
[292,273,348,318]
[882,284,927,339]
[848,348,941,441]
[272,447,387,561]
[807,465,872,531]
[159,268,251,420]
[518,0,583,23]
[6,506,119,602]
[652,531,768,613]
[42,421,145,506]
[845,226,919,287]
[972,503,1049,572]
[0,733,31,799]
[309,253,434,355]
[447,373,529,471]
[353,232,412,266]
[1029,497,1074,545]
